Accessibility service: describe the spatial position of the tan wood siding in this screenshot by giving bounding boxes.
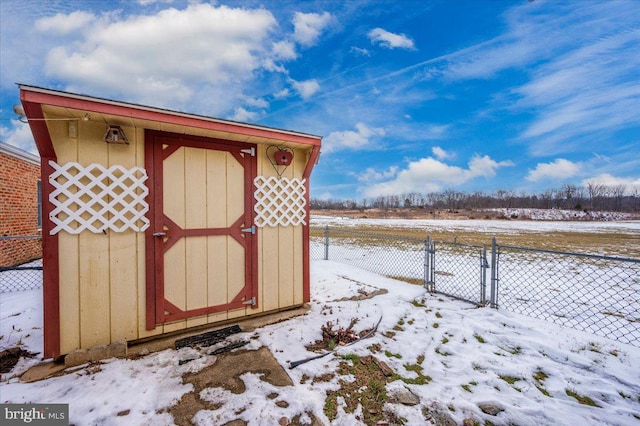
[108,128,139,342]
[77,122,111,349]
[161,145,249,326]
[48,117,313,353]
[256,144,309,312]
[206,150,229,324]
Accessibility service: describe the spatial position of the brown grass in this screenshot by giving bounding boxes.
[311,222,640,258]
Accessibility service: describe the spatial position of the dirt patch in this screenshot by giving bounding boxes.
[329,276,388,302]
[310,216,640,257]
[168,347,293,425]
[324,355,398,425]
[0,347,37,374]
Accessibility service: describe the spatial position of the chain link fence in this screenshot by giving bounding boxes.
[494,245,640,346]
[311,226,640,347]
[0,236,43,293]
[310,227,426,285]
[430,240,488,305]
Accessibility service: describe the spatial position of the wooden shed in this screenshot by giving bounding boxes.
[19,84,321,359]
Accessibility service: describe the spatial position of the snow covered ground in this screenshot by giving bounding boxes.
[485,208,638,222]
[2,260,640,425]
[309,219,640,348]
[311,215,640,235]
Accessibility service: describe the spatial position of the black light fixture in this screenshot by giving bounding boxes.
[104,126,128,144]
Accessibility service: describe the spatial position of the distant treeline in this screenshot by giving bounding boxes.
[311,183,640,212]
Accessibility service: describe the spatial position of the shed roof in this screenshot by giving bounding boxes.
[18,84,322,155]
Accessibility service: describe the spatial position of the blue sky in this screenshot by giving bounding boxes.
[1,0,639,201]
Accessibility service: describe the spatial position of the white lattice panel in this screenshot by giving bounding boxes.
[254,176,307,227]
[48,160,150,235]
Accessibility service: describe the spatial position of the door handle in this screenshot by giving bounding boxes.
[153,232,166,237]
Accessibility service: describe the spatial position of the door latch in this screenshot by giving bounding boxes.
[242,297,256,306]
[241,226,256,235]
[153,232,166,237]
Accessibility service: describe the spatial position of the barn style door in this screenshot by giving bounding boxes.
[145,131,257,328]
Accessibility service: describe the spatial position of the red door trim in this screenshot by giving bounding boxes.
[159,215,246,254]
[145,130,258,330]
[144,132,158,330]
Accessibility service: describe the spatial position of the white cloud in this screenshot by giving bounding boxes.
[0,120,38,154]
[350,46,371,57]
[290,78,320,99]
[35,10,96,34]
[230,107,259,122]
[363,155,513,197]
[292,11,333,47]
[272,40,297,60]
[323,123,385,153]
[273,88,290,99]
[38,4,278,113]
[515,28,640,153]
[357,166,398,183]
[450,1,640,155]
[582,173,640,191]
[138,0,174,5]
[526,158,581,182]
[243,96,269,109]
[368,28,415,50]
[318,192,332,201]
[432,146,453,160]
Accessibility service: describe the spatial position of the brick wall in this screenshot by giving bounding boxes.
[0,150,42,266]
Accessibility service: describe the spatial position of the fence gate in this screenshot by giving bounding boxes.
[430,240,488,305]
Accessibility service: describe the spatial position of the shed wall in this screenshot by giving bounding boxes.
[47,119,310,354]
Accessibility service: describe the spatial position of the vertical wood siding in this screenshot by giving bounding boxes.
[50,120,311,354]
[257,144,307,312]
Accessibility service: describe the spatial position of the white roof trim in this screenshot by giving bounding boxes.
[0,141,40,165]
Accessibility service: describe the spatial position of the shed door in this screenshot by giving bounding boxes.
[147,132,257,326]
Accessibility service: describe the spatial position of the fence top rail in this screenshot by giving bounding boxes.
[310,226,427,244]
[433,239,485,250]
[497,243,640,264]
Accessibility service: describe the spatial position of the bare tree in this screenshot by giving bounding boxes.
[311,183,639,213]
[609,184,626,212]
[560,184,577,209]
[441,189,455,211]
[586,182,605,211]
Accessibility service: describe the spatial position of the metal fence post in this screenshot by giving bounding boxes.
[490,236,498,308]
[424,236,435,293]
[481,245,488,305]
[424,236,430,290]
[430,239,436,292]
[324,225,329,260]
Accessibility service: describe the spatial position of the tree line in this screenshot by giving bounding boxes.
[310,183,640,212]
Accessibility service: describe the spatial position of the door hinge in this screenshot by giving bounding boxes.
[242,297,256,306]
[240,147,255,157]
[241,225,256,234]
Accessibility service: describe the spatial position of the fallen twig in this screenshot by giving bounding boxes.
[289,316,382,369]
